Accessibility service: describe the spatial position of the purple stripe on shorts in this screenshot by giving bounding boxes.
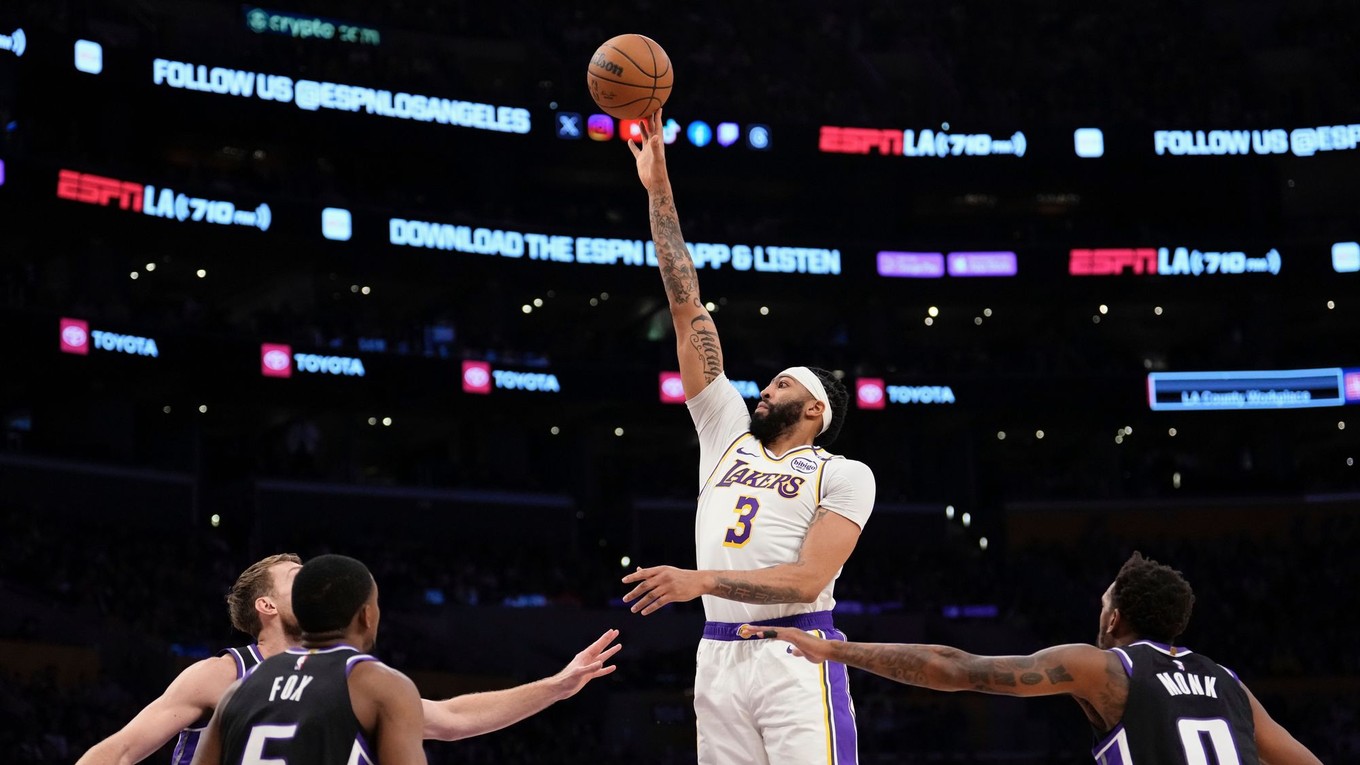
[702,610,835,641]
[823,628,859,765]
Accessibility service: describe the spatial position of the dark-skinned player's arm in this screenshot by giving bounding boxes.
[1242,683,1323,764]
[622,506,862,614]
[741,627,1120,704]
[351,661,428,765]
[629,108,722,399]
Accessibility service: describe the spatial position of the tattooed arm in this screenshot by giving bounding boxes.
[628,109,723,398]
[739,630,1123,710]
[622,506,862,615]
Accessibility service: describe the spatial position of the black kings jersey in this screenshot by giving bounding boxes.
[1094,640,1258,765]
[219,645,380,765]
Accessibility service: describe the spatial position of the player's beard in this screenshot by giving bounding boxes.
[281,614,304,642]
[749,398,805,445]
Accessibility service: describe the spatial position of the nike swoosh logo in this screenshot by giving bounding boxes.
[736,448,757,457]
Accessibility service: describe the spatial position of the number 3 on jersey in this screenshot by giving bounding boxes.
[723,496,761,548]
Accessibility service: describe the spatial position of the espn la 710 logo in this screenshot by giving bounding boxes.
[56,169,272,231]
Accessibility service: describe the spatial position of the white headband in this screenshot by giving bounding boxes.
[779,366,833,435]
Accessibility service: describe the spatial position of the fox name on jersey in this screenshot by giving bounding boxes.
[266,672,315,702]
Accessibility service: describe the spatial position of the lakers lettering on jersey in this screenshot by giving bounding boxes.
[1094,641,1259,765]
[688,373,875,624]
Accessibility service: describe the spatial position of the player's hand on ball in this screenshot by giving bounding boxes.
[627,110,669,194]
[621,564,709,615]
[737,625,833,664]
[549,628,622,700]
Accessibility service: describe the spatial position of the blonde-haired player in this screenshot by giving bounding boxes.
[76,554,620,765]
[623,109,876,765]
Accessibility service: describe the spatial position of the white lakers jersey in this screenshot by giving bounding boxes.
[688,374,875,623]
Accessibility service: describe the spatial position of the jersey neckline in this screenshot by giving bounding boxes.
[1129,639,1193,656]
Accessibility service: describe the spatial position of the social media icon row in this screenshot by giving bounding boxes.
[556,112,770,150]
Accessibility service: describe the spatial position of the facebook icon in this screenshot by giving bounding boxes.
[556,112,582,139]
[687,121,712,147]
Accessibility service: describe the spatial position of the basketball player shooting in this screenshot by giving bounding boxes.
[621,109,877,765]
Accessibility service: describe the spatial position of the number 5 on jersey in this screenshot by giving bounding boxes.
[723,496,761,548]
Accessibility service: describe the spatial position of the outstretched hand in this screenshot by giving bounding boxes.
[548,629,621,701]
[621,565,709,615]
[737,624,835,664]
[627,109,669,194]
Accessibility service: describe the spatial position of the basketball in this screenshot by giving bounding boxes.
[586,34,673,120]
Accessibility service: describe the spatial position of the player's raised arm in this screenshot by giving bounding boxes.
[629,109,723,398]
[78,653,237,765]
[186,679,240,765]
[421,629,620,740]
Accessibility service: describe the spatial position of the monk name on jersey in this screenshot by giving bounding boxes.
[714,459,808,498]
[1156,669,1219,699]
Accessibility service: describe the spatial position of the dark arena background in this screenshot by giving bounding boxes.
[2,1,1358,762]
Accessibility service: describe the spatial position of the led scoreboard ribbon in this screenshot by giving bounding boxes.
[1148,368,1351,411]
